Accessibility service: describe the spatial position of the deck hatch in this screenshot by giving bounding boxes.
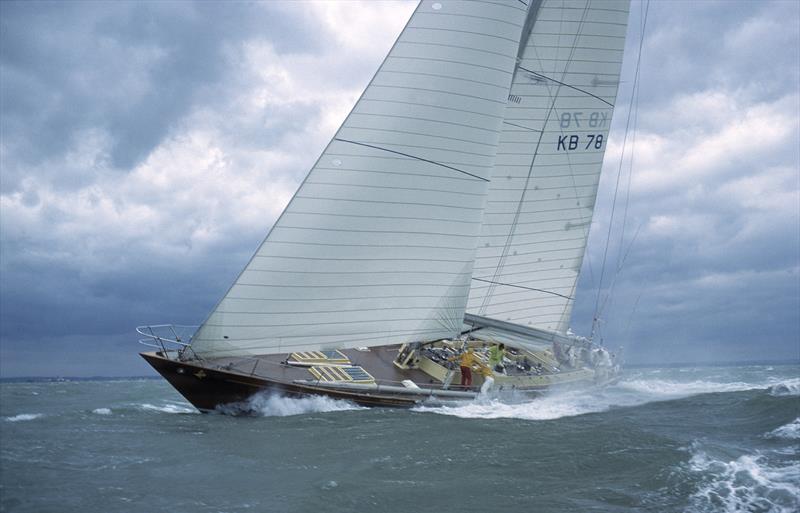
[308,365,375,384]
[289,350,350,365]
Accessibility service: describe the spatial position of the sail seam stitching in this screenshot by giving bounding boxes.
[294,195,484,209]
[349,112,500,133]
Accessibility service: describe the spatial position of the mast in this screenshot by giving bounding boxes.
[191,1,531,358]
[467,0,631,334]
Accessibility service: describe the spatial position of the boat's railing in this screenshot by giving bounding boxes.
[137,324,200,361]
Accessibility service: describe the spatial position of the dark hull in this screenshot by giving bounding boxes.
[141,352,422,411]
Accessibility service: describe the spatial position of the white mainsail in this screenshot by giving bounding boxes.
[191,0,530,358]
[467,0,630,334]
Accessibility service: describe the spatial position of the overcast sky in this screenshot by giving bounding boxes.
[1,0,798,377]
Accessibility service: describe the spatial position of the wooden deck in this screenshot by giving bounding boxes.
[199,344,445,390]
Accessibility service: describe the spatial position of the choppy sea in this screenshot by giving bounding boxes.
[1,364,798,513]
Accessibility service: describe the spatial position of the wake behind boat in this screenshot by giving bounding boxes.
[140,0,631,412]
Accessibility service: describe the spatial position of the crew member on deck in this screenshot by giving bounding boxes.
[488,343,506,374]
[449,348,478,388]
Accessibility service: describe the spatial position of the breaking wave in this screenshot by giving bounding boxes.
[766,418,800,441]
[139,403,198,415]
[412,374,781,421]
[241,393,364,417]
[768,378,800,397]
[3,413,44,422]
[617,378,759,397]
[686,449,800,513]
[92,408,112,415]
[413,389,607,420]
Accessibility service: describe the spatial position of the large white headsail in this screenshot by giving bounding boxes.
[191,1,529,358]
[467,0,630,333]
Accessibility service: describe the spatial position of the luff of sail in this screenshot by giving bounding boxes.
[467,0,630,334]
[191,1,530,358]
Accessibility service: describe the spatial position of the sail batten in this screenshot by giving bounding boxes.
[191,0,530,358]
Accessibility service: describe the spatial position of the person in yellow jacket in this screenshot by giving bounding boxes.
[449,348,476,388]
[448,347,493,389]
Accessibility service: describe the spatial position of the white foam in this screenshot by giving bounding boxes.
[413,388,616,421]
[139,403,198,414]
[92,408,112,415]
[412,372,794,421]
[244,393,364,417]
[687,449,800,513]
[618,378,759,397]
[766,418,800,440]
[4,413,44,422]
[768,378,800,397]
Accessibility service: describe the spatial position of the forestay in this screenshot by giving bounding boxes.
[468,0,630,334]
[191,0,529,358]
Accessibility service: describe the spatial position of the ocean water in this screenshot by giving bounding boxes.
[1,364,798,513]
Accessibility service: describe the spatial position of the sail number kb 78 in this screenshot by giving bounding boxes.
[557,134,604,151]
[556,110,608,152]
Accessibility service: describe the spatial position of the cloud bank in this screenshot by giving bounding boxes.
[1,0,797,376]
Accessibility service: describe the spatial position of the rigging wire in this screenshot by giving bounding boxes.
[617,0,647,273]
[597,221,642,321]
[591,0,650,342]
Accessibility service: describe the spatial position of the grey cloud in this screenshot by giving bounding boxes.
[0,237,251,342]
[0,0,797,377]
[0,0,322,189]
[630,0,798,116]
[570,0,800,363]
[0,333,154,377]
[2,1,410,377]
[574,166,799,363]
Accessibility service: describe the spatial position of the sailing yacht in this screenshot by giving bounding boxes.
[139,0,631,411]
